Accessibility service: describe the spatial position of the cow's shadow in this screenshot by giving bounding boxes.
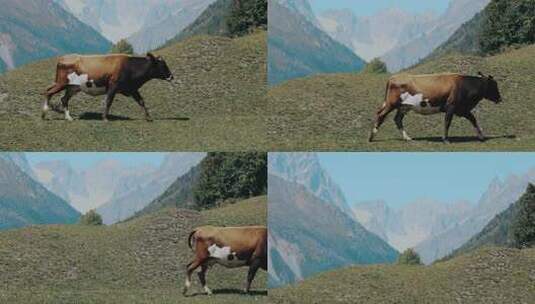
[78,112,132,121]
[77,112,190,122]
[187,288,267,297]
[412,134,516,143]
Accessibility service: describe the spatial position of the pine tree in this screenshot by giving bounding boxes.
[79,209,103,226]
[512,183,535,248]
[397,248,423,265]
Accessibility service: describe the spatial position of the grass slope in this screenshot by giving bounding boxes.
[270,247,535,304]
[0,32,267,151]
[268,44,535,151]
[0,196,267,304]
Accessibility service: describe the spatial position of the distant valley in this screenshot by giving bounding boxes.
[353,168,535,264]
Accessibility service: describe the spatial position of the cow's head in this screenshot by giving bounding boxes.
[479,72,502,103]
[147,53,174,81]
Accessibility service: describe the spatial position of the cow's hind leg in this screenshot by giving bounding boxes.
[394,108,412,141]
[183,259,202,296]
[197,264,212,295]
[443,105,456,144]
[463,112,485,141]
[61,86,79,121]
[244,258,262,294]
[42,83,66,119]
[369,103,395,142]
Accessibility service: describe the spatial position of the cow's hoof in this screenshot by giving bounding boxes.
[41,113,47,120]
[146,117,154,122]
[182,287,188,296]
[443,139,451,144]
[478,137,486,142]
[204,287,213,295]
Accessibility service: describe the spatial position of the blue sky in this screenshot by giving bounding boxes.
[310,0,451,16]
[26,153,167,171]
[318,153,535,208]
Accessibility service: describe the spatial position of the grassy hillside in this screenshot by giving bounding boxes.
[270,247,535,304]
[0,32,267,151]
[268,44,535,151]
[0,196,267,304]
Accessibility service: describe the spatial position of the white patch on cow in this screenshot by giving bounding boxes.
[67,72,107,96]
[373,127,378,134]
[400,92,441,115]
[402,130,412,141]
[65,110,73,121]
[185,278,191,288]
[207,244,247,268]
[43,102,49,111]
[204,286,213,295]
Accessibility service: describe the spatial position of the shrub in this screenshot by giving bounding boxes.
[227,0,267,37]
[193,152,267,208]
[79,209,103,226]
[397,248,423,265]
[362,58,388,74]
[111,39,134,55]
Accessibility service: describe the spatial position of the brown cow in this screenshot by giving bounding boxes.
[183,225,267,296]
[369,72,502,143]
[42,53,173,121]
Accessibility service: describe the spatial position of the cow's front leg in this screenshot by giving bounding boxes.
[132,91,152,122]
[369,103,395,142]
[197,264,212,295]
[61,87,77,121]
[394,109,412,141]
[102,85,117,122]
[463,112,485,141]
[244,258,262,294]
[443,106,455,144]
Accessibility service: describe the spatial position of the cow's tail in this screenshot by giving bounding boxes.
[377,81,391,114]
[187,230,197,250]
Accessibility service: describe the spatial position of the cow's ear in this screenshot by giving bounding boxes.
[146,53,156,63]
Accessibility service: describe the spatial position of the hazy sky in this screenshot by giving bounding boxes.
[310,0,451,16]
[318,153,535,208]
[26,153,167,170]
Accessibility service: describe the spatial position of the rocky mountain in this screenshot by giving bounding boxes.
[381,0,490,72]
[0,157,80,230]
[166,0,267,46]
[0,0,111,73]
[352,199,472,252]
[445,184,535,260]
[268,152,352,217]
[96,153,205,224]
[56,0,215,53]
[268,0,365,85]
[318,8,436,62]
[126,0,215,53]
[268,175,398,287]
[315,0,490,72]
[416,169,535,264]
[428,0,535,60]
[165,0,234,47]
[135,163,201,217]
[0,153,34,178]
[276,0,319,27]
[33,159,154,213]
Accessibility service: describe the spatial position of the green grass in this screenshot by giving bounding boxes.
[0,196,267,303]
[268,44,535,151]
[0,32,267,151]
[269,247,535,304]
